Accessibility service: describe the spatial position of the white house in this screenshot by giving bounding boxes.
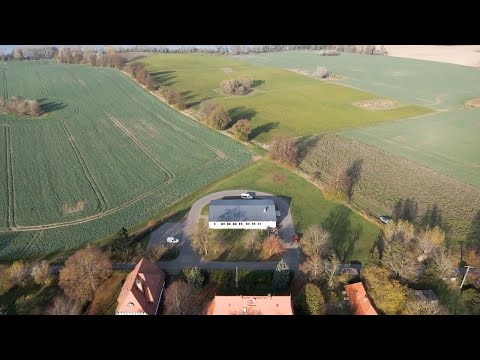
[208,199,277,230]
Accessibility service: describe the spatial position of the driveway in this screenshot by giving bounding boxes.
[148,189,300,273]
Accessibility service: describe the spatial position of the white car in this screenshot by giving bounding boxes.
[167,236,180,244]
[379,216,391,224]
[241,192,254,199]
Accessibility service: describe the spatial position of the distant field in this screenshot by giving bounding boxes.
[342,108,480,188]
[0,61,251,260]
[298,133,480,240]
[142,54,429,143]
[238,51,480,110]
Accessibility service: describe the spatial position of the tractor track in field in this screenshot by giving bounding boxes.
[3,63,8,100]
[67,67,175,182]
[60,120,108,213]
[3,125,16,229]
[104,71,236,166]
[32,62,51,97]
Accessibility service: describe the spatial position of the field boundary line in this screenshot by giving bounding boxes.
[60,120,108,213]
[4,126,16,229]
[32,62,51,97]
[67,66,175,181]
[3,63,8,100]
[104,71,232,165]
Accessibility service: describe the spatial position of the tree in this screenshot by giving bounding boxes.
[15,294,37,315]
[46,295,82,315]
[147,243,168,262]
[199,100,219,119]
[301,224,331,258]
[273,259,290,291]
[164,280,194,315]
[430,249,456,282]
[27,100,41,116]
[382,241,420,281]
[190,220,217,256]
[145,76,156,91]
[313,66,329,78]
[183,267,205,288]
[417,226,445,262]
[206,105,230,129]
[304,283,325,315]
[299,254,323,281]
[31,260,52,286]
[382,220,415,245]
[59,246,112,303]
[0,265,13,295]
[112,227,132,261]
[238,74,253,89]
[462,288,480,315]
[323,254,341,289]
[362,266,408,315]
[269,136,298,166]
[403,298,447,315]
[7,261,29,287]
[262,235,285,257]
[231,119,252,141]
[13,48,23,60]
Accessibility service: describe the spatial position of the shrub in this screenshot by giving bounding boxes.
[183,267,205,288]
[231,119,252,141]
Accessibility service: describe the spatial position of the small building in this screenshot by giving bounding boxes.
[208,199,277,230]
[344,282,378,315]
[414,289,438,304]
[115,258,166,315]
[207,295,294,315]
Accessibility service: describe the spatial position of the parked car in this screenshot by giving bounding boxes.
[241,192,254,199]
[293,234,299,243]
[167,236,180,244]
[379,216,391,224]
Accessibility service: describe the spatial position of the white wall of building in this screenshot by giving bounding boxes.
[209,220,277,230]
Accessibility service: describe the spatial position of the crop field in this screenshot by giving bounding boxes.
[298,133,480,240]
[0,61,251,260]
[142,54,428,143]
[239,51,480,188]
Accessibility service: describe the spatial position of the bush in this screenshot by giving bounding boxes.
[183,267,205,288]
[146,244,168,262]
[219,75,254,96]
[231,119,252,141]
[295,283,326,315]
[273,260,291,291]
[15,294,37,315]
[205,106,230,130]
[31,260,52,286]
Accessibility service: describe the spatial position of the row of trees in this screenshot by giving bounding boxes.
[124,62,155,90]
[0,47,58,61]
[57,48,127,70]
[219,75,253,96]
[158,87,187,110]
[0,260,52,296]
[269,136,298,167]
[0,97,42,117]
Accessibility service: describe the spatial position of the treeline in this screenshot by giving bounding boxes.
[0,47,59,61]
[124,62,155,90]
[0,97,42,117]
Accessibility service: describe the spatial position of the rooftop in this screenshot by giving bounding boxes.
[344,282,378,315]
[207,295,294,315]
[208,199,277,223]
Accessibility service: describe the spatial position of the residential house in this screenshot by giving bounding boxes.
[207,295,294,315]
[208,199,277,230]
[344,282,378,315]
[115,258,166,315]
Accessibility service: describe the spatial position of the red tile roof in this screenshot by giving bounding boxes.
[345,282,378,315]
[116,258,166,315]
[207,295,294,315]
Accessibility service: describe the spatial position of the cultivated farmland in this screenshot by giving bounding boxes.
[142,54,428,143]
[239,51,480,188]
[0,61,251,260]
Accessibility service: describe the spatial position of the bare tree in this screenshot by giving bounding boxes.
[147,243,168,262]
[31,260,51,285]
[323,254,341,289]
[431,249,456,281]
[299,254,323,281]
[243,231,262,255]
[301,224,331,258]
[383,220,415,245]
[417,226,445,262]
[200,100,219,119]
[313,66,329,78]
[7,261,29,287]
[59,246,112,302]
[262,235,285,257]
[164,280,194,315]
[238,74,253,89]
[46,295,82,315]
[13,48,23,60]
[403,298,447,315]
[190,221,217,256]
[269,136,298,166]
[382,242,420,281]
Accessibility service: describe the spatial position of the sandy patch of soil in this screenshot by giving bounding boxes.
[62,201,85,215]
[221,67,233,73]
[288,68,311,76]
[466,98,480,107]
[384,45,480,67]
[353,99,400,110]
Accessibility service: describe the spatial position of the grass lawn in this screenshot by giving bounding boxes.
[0,279,61,315]
[87,271,128,315]
[142,53,429,143]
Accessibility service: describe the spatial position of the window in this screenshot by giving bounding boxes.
[233,223,237,225]
[246,223,250,225]
[221,223,225,225]
[227,223,231,225]
[214,223,216,226]
[127,302,134,307]
[239,222,243,225]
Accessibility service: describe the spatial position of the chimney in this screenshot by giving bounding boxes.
[135,277,143,293]
[242,307,247,315]
[267,293,272,298]
[264,206,268,213]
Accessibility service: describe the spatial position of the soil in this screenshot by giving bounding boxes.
[384,45,480,67]
[353,99,399,110]
[465,98,480,107]
[62,201,85,215]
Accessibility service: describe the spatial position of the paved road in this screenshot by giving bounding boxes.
[148,189,300,273]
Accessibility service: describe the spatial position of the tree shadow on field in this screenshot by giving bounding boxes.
[467,210,480,250]
[228,106,257,122]
[150,70,177,86]
[296,134,323,163]
[40,101,67,113]
[322,205,362,262]
[252,80,265,88]
[250,122,279,140]
[0,231,19,260]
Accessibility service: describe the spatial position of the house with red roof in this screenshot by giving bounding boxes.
[115,258,166,315]
[207,295,294,315]
[344,282,378,315]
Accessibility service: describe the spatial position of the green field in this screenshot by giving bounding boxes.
[239,51,480,188]
[142,54,429,143]
[0,60,251,260]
